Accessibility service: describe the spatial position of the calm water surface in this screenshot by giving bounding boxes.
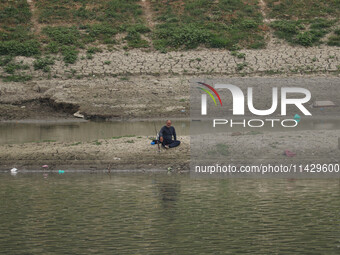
[0,173,339,254]
[1,119,340,145]
[0,120,189,145]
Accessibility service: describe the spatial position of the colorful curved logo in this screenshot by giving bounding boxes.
[196,82,223,106]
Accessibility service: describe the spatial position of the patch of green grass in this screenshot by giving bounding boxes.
[295,31,321,46]
[2,74,32,82]
[0,40,40,57]
[0,55,31,82]
[264,69,283,75]
[0,1,39,58]
[111,135,135,139]
[125,27,150,48]
[41,26,82,63]
[36,0,144,28]
[93,140,102,145]
[85,23,118,44]
[270,20,304,41]
[328,29,340,46]
[33,57,55,72]
[87,47,103,54]
[42,26,81,46]
[309,18,335,30]
[42,140,57,143]
[236,62,248,71]
[0,0,31,26]
[61,46,78,64]
[4,62,29,74]
[104,0,143,23]
[154,24,211,50]
[36,0,99,24]
[0,25,35,43]
[70,142,82,146]
[0,55,13,66]
[265,0,340,19]
[270,19,335,47]
[35,1,150,61]
[151,0,265,50]
[245,131,262,135]
[231,51,246,58]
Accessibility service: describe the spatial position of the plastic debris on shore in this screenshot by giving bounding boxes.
[293,114,301,123]
[42,165,48,168]
[58,170,65,174]
[10,168,18,176]
[73,111,84,119]
[284,150,296,157]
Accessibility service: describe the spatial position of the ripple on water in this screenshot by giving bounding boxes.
[0,174,339,254]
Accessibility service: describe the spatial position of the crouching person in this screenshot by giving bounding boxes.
[159,120,181,149]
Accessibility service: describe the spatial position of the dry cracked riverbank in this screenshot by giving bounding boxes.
[3,46,340,79]
[0,44,339,120]
[1,75,339,121]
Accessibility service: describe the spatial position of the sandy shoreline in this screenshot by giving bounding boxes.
[1,129,339,171]
[0,136,190,171]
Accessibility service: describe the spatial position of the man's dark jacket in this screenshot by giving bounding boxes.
[159,126,177,144]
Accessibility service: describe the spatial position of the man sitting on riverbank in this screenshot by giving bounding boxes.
[159,120,180,149]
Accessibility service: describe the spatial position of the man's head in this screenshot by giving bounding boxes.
[166,120,172,127]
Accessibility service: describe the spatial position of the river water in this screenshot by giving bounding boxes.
[1,118,340,144]
[0,120,190,145]
[0,173,339,254]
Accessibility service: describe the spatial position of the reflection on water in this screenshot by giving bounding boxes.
[157,179,181,222]
[0,173,339,254]
[0,120,189,145]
